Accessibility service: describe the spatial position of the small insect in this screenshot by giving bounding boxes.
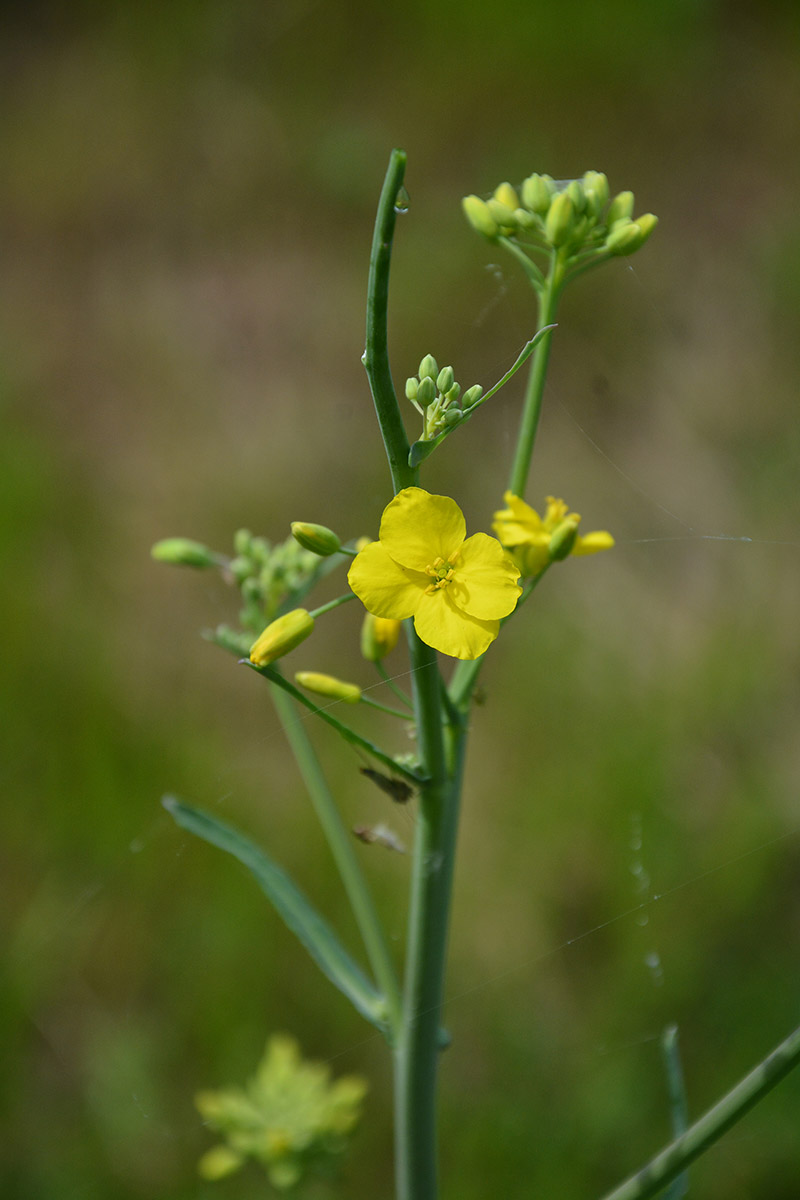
[353,824,406,853]
[360,766,414,805]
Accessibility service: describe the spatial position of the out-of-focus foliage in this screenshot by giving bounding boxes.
[2,2,800,1197]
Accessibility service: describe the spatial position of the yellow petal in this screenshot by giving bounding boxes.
[347,541,422,619]
[573,530,615,556]
[379,487,466,569]
[492,491,544,546]
[451,532,521,620]
[413,589,499,660]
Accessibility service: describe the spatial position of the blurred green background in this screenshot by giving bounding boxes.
[3,1,800,1196]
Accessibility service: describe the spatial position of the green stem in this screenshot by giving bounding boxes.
[361,693,413,719]
[394,629,465,1200]
[375,660,414,710]
[309,592,358,619]
[269,683,402,1037]
[506,252,565,497]
[362,148,416,494]
[599,1021,800,1200]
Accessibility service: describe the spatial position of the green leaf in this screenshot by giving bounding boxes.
[162,796,389,1033]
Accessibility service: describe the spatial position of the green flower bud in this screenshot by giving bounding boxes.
[493,181,519,210]
[405,376,419,401]
[462,384,483,407]
[443,408,462,427]
[249,609,314,666]
[548,518,579,561]
[436,365,455,393]
[150,538,218,569]
[462,194,499,239]
[487,198,517,228]
[295,671,362,704]
[521,173,552,215]
[632,212,658,246]
[228,555,252,584]
[445,382,461,404]
[418,354,439,381]
[605,219,641,254]
[545,191,575,247]
[233,528,253,556]
[583,171,609,215]
[250,536,271,565]
[360,612,401,661]
[567,180,586,214]
[416,376,436,407]
[290,522,341,556]
[606,190,635,225]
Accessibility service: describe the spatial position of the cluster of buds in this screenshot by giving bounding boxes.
[462,172,657,260]
[405,353,483,443]
[229,529,320,629]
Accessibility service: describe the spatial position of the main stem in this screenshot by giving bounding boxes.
[394,630,466,1200]
[507,252,565,498]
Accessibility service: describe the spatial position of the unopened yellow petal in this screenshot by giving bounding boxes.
[347,541,421,620]
[452,532,521,619]
[413,589,499,660]
[573,531,615,555]
[380,488,466,569]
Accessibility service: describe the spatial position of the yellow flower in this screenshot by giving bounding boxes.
[347,487,521,661]
[493,492,615,576]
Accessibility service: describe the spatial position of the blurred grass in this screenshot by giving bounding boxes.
[2,1,800,1197]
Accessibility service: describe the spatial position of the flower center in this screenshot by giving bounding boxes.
[424,553,459,594]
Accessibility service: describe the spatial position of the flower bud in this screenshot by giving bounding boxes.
[436,365,455,394]
[521,173,552,215]
[605,219,641,255]
[462,384,483,408]
[545,191,574,247]
[487,198,516,228]
[566,180,586,214]
[418,353,439,381]
[493,181,519,210]
[290,522,341,556]
[462,195,499,239]
[632,212,658,245]
[548,518,580,561]
[444,382,461,405]
[606,190,635,225]
[360,612,402,661]
[295,671,362,704]
[150,538,218,568]
[249,609,314,666]
[233,528,253,556]
[443,408,462,427]
[405,376,419,401]
[416,376,436,407]
[582,171,609,215]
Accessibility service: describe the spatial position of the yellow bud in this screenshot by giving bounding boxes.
[582,170,609,215]
[544,191,574,247]
[605,219,640,254]
[295,671,362,704]
[606,190,635,225]
[461,195,499,239]
[493,181,519,210]
[487,198,517,228]
[291,521,341,556]
[521,173,552,215]
[360,612,402,661]
[632,212,658,245]
[249,609,314,666]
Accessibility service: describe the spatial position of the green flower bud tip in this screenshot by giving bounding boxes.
[566,179,587,214]
[493,181,519,210]
[436,365,455,393]
[443,408,462,427]
[521,173,552,216]
[291,521,341,556]
[150,538,218,568]
[249,609,314,666]
[462,194,499,239]
[582,170,609,213]
[548,518,579,561]
[606,190,635,225]
[418,353,438,381]
[487,198,517,228]
[605,220,642,254]
[295,671,362,704]
[445,382,461,404]
[462,384,483,407]
[633,212,658,244]
[416,376,436,407]
[405,376,419,401]
[545,190,575,247]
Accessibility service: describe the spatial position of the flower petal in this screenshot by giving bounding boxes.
[379,487,466,569]
[347,541,422,619]
[573,530,615,556]
[413,589,499,660]
[492,492,544,546]
[450,533,521,619]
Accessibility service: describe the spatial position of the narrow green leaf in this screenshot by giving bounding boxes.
[162,795,389,1034]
